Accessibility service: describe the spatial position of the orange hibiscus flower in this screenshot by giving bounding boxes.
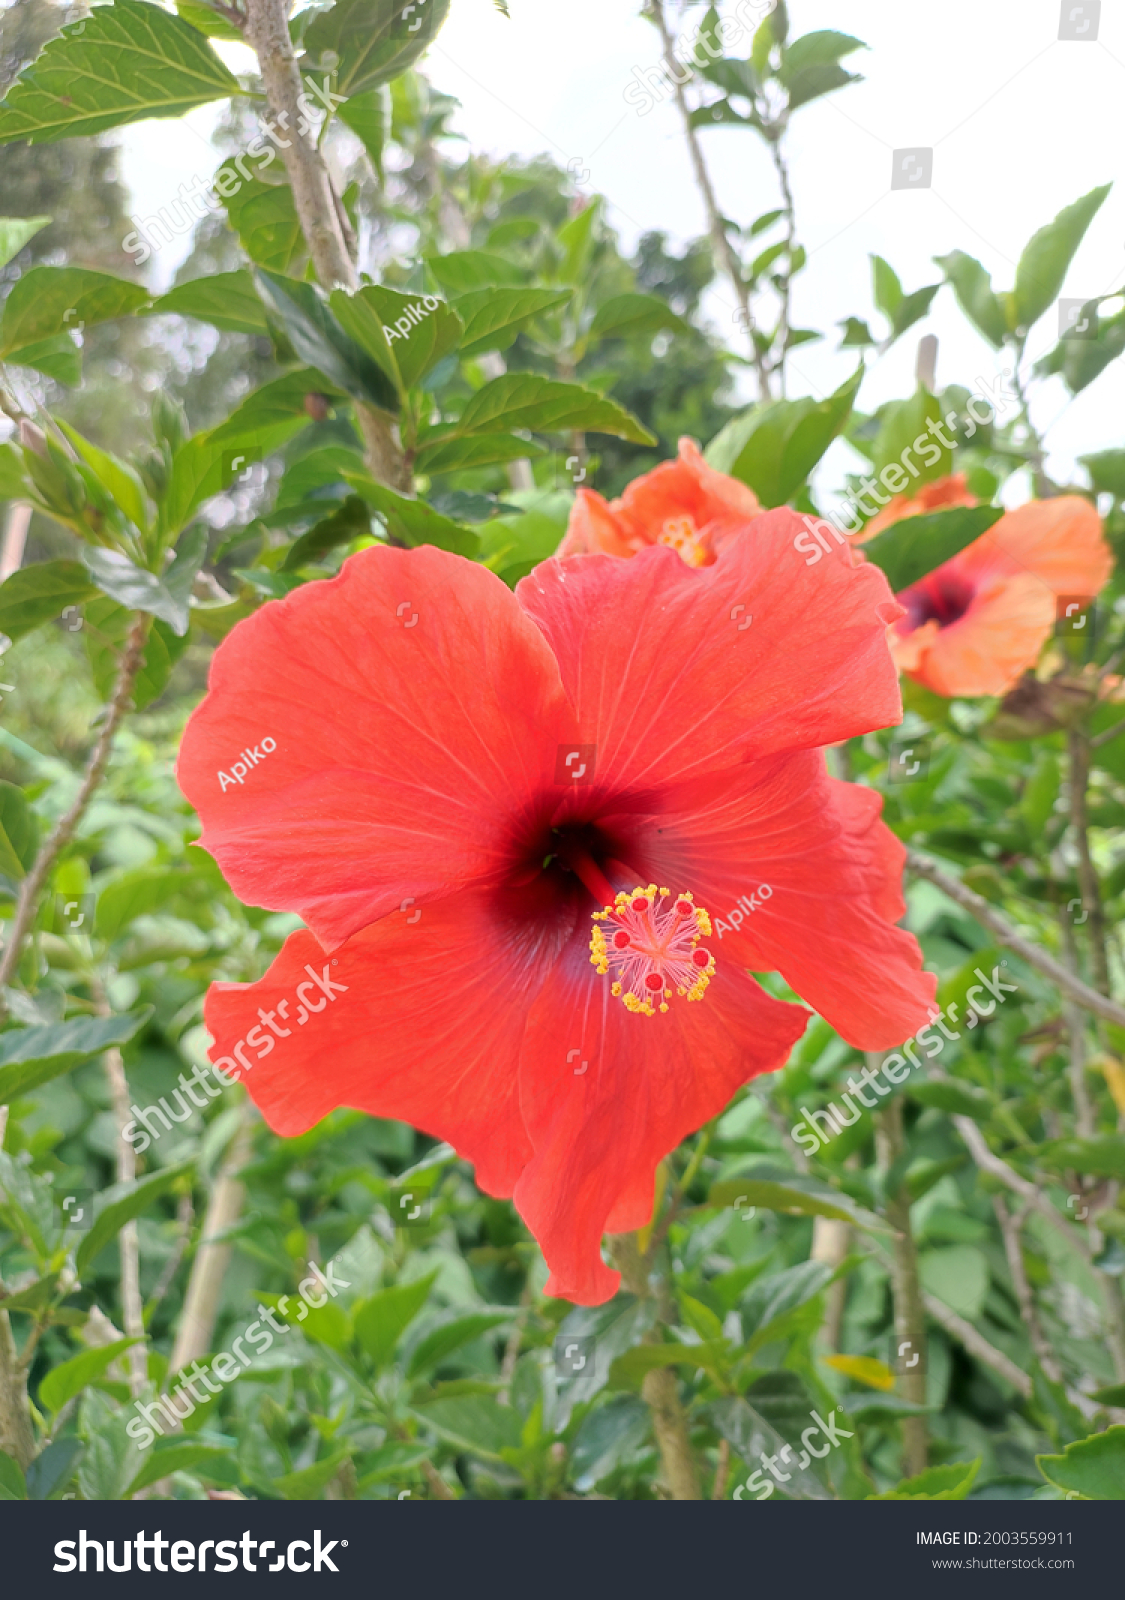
[557,437,761,567]
[885,490,1113,698]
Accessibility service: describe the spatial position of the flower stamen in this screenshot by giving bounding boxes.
[657,516,708,568]
[589,884,715,1016]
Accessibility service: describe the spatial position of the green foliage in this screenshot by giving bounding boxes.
[0,0,241,144]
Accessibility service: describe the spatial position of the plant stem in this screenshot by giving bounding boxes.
[93,977,147,1402]
[168,1105,254,1379]
[242,0,410,491]
[993,1196,1061,1384]
[906,850,1125,1029]
[765,134,796,396]
[874,1091,927,1476]
[1067,729,1111,998]
[645,0,771,399]
[0,1302,35,1469]
[607,1232,702,1499]
[0,616,149,1014]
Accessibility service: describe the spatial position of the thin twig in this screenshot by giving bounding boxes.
[711,1436,731,1501]
[950,1112,1089,1262]
[993,1195,1061,1384]
[874,1088,927,1476]
[906,850,1125,1028]
[644,0,771,399]
[1090,715,1125,750]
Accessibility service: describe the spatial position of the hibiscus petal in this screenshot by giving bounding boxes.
[984,496,1113,596]
[629,751,936,1049]
[203,888,565,1196]
[514,945,809,1304]
[557,487,637,558]
[894,570,1055,698]
[518,509,904,790]
[178,545,573,948]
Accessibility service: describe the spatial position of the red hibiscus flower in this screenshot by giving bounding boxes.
[177,514,935,1304]
[557,436,762,566]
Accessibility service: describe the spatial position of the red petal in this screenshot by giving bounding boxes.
[514,945,809,1304]
[178,546,572,948]
[517,509,903,791]
[202,888,567,1197]
[632,752,936,1049]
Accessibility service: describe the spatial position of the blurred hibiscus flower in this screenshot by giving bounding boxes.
[178,517,934,1304]
[557,436,761,566]
[864,482,1112,698]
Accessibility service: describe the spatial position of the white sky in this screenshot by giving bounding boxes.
[118,0,1125,486]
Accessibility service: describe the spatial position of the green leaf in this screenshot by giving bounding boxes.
[337,86,390,175]
[891,284,941,344]
[557,202,600,287]
[254,269,400,413]
[870,1458,981,1500]
[57,422,150,532]
[84,527,206,636]
[0,1452,26,1501]
[838,316,875,348]
[0,266,150,358]
[0,0,241,145]
[1080,448,1125,499]
[711,1393,831,1500]
[909,1078,993,1118]
[413,1394,522,1460]
[454,287,571,356]
[407,1312,511,1378]
[587,292,689,344]
[871,255,903,319]
[860,506,1003,594]
[273,1450,351,1500]
[780,31,865,112]
[209,368,335,449]
[303,0,452,97]
[4,332,81,384]
[608,1340,727,1390]
[1013,184,1111,332]
[218,168,304,275]
[1091,1383,1125,1407]
[742,1260,834,1341]
[175,0,245,40]
[705,365,861,506]
[426,250,525,295]
[38,1339,138,1416]
[707,1165,886,1232]
[0,215,50,270]
[76,1162,192,1276]
[1037,1426,1125,1500]
[149,270,270,336]
[124,1441,232,1498]
[281,495,372,570]
[0,443,28,500]
[1040,298,1125,395]
[919,1245,989,1320]
[84,601,190,712]
[24,1435,82,1500]
[934,250,1008,347]
[353,1272,437,1368]
[0,1010,149,1108]
[0,1274,59,1314]
[0,781,39,882]
[1036,1136,1125,1180]
[413,433,545,475]
[342,472,479,556]
[451,373,655,444]
[336,284,462,391]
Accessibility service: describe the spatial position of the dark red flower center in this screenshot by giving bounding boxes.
[901,567,976,630]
